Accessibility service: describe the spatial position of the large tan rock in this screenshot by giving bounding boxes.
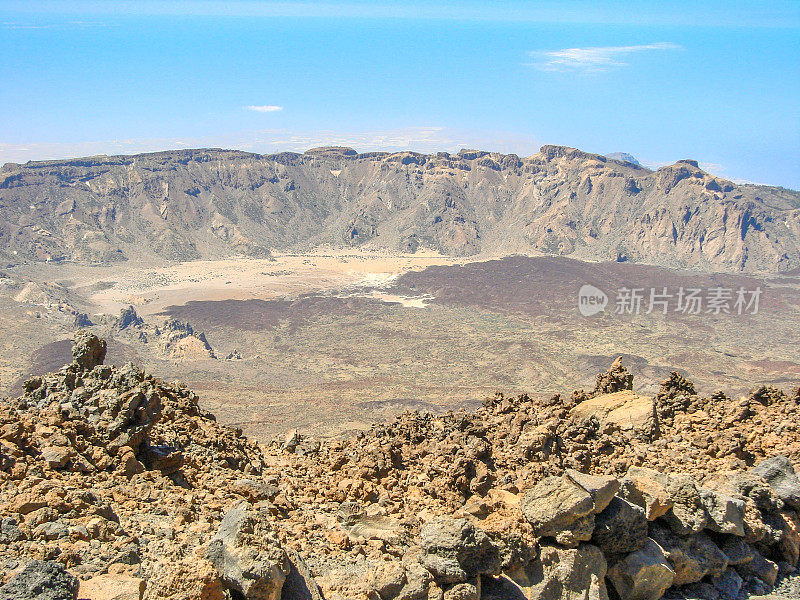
[618,469,673,521]
[78,574,145,600]
[520,476,594,547]
[571,391,658,440]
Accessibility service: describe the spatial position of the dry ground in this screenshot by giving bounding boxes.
[2,250,799,442]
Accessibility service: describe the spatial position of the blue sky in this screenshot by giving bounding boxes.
[1,1,798,188]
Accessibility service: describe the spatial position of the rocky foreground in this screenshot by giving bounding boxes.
[1,334,800,599]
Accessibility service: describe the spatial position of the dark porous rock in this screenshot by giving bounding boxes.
[593,356,634,395]
[711,567,744,599]
[141,444,184,475]
[0,517,25,543]
[72,312,93,328]
[663,475,709,535]
[0,560,79,600]
[754,456,800,510]
[115,305,145,331]
[737,549,779,588]
[592,496,648,554]
[649,523,728,586]
[419,518,501,584]
[721,537,756,566]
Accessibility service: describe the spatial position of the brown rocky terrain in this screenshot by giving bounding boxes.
[1,145,798,273]
[2,333,800,599]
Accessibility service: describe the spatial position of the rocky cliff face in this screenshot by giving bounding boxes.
[1,146,798,273]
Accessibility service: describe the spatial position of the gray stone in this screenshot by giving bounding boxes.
[754,456,800,510]
[649,523,729,585]
[205,502,290,600]
[33,521,69,541]
[505,543,608,600]
[394,561,434,600]
[0,518,24,543]
[419,518,500,584]
[607,537,675,600]
[230,478,280,502]
[281,548,323,600]
[708,470,782,513]
[760,510,789,546]
[591,496,648,554]
[40,446,73,470]
[521,476,595,547]
[0,560,79,600]
[700,487,746,537]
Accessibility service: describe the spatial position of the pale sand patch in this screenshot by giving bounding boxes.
[76,247,468,316]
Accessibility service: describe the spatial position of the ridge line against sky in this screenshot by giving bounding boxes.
[1,1,798,188]
[0,133,778,188]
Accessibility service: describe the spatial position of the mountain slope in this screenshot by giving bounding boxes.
[1,145,798,273]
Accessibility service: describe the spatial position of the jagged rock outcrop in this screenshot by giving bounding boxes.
[1,146,798,273]
[111,306,216,360]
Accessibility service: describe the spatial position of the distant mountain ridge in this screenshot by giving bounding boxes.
[1,145,798,273]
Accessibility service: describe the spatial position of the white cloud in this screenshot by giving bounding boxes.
[244,105,283,113]
[528,42,681,73]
